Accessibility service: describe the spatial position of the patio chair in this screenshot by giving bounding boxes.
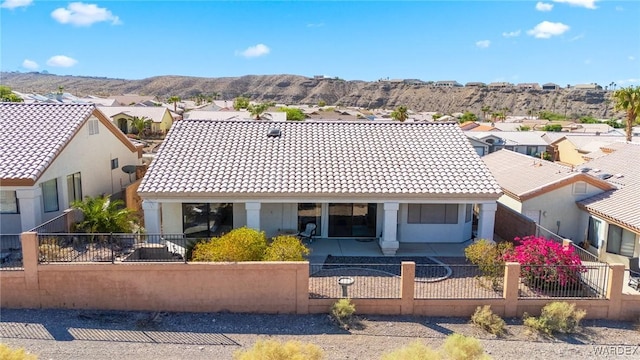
[296,223,317,243]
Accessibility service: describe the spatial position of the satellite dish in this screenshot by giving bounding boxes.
[121,165,137,182]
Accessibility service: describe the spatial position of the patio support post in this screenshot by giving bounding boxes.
[245,202,261,230]
[142,200,161,236]
[380,202,399,256]
[477,202,497,242]
[16,187,43,232]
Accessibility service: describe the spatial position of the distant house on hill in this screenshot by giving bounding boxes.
[516,83,541,90]
[487,82,513,89]
[573,83,603,90]
[434,81,463,87]
[465,82,486,87]
[542,83,560,90]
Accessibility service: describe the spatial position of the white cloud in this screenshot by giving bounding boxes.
[51,2,121,26]
[237,44,270,58]
[629,56,635,61]
[475,40,491,48]
[502,30,521,38]
[527,21,570,39]
[551,0,597,9]
[46,55,78,67]
[535,2,554,11]
[22,59,38,70]
[0,0,32,9]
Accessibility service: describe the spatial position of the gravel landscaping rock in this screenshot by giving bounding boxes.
[1,308,639,359]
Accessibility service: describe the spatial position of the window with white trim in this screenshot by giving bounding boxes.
[88,119,99,135]
[606,224,636,257]
[66,172,83,204]
[0,190,19,214]
[587,216,601,248]
[41,179,59,213]
[408,204,458,224]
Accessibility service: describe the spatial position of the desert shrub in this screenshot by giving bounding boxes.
[523,302,586,335]
[263,235,310,261]
[441,333,490,360]
[331,298,356,328]
[72,195,138,233]
[503,236,586,290]
[471,305,506,336]
[0,344,38,360]
[465,239,512,289]
[38,238,73,262]
[234,339,323,360]
[191,227,267,262]
[381,340,440,360]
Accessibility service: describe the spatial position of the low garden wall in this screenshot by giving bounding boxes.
[2,233,640,321]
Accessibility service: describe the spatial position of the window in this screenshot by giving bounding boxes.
[606,224,636,257]
[182,203,233,238]
[66,172,82,204]
[0,190,19,214]
[88,118,99,135]
[41,179,59,213]
[111,158,119,170]
[587,217,601,248]
[298,203,321,233]
[465,204,472,223]
[573,182,587,195]
[408,204,458,224]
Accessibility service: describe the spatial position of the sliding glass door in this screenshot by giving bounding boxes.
[328,203,377,237]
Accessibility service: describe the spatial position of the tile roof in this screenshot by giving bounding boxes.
[0,103,95,183]
[580,143,640,187]
[579,183,640,232]
[482,149,611,198]
[139,120,502,199]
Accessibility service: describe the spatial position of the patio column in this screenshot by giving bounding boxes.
[142,200,161,235]
[380,202,399,256]
[477,202,497,242]
[245,202,261,230]
[16,187,43,232]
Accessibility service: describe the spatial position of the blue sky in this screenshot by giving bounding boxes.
[1,0,638,87]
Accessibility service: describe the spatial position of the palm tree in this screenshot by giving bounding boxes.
[72,195,137,233]
[167,96,181,112]
[613,86,640,142]
[131,116,152,137]
[390,105,409,122]
[481,105,491,121]
[248,102,273,120]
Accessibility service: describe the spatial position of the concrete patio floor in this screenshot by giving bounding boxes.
[305,238,472,263]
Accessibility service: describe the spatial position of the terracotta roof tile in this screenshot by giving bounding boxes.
[139,120,502,198]
[0,103,95,182]
[579,183,640,232]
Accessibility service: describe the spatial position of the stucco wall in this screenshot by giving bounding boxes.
[397,203,469,243]
[555,139,586,166]
[494,203,536,242]
[522,181,604,242]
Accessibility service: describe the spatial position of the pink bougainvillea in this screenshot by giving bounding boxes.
[503,236,586,287]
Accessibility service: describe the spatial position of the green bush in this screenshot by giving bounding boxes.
[441,333,491,360]
[331,298,356,328]
[234,339,323,360]
[191,227,267,262]
[0,344,38,360]
[263,235,310,261]
[381,340,440,360]
[542,124,563,132]
[523,302,586,335]
[464,240,512,289]
[471,305,506,336]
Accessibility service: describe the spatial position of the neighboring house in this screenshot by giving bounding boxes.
[516,83,541,90]
[434,81,463,87]
[549,135,630,166]
[465,82,486,87]
[573,83,603,90]
[576,143,640,267]
[466,131,548,156]
[482,150,615,242]
[487,82,513,89]
[110,95,156,106]
[542,83,560,90]
[467,136,490,156]
[97,106,174,134]
[184,110,287,121]
[0,103,143,232]
[138,120,502,255]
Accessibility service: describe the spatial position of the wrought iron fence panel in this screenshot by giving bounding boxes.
[309,263,401,299]
[518,263,609,299]
[0,234,23,270]
[414,264,504,299]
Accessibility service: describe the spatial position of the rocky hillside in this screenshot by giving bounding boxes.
[1,72,620,118]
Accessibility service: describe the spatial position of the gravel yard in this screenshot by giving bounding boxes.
[1,309,639,359]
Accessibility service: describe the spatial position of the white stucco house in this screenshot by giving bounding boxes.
[0,103,143,233]
[138,120,502,255]
[482,149,615,242]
